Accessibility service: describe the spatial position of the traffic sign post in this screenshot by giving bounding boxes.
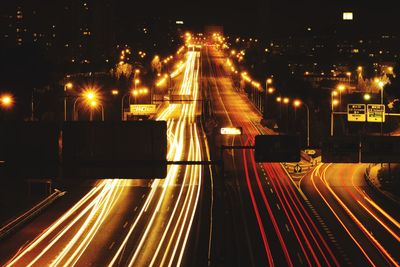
[294,164,302,173]
[367,104,385,123]
[130,104,157,115]
[347,104,366,122]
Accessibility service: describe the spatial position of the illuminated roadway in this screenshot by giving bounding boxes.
[1,50,210,266]
[204,46,340,266]
[301,163,400,266]
[1,40,399,267]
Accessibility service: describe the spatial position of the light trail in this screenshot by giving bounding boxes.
[242,137,275,266]
[110,50,203,267]
[312,163,399,266]
[363,196,400,229]
[310,164,376,266]
[6,50,204,267]
[6,180,111,266]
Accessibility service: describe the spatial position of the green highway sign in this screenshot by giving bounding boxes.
[367,104,385,122]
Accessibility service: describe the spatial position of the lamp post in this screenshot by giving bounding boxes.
[89,101,104,121]
[283,97,290,133]
[73,90,98,121]
[330,91,339,136]
[121,91,131,121]
[378,81,384,135]
[0,94,13,109]
[264,78,273,118]
[346,72,351,86]
[64,82,73,121]
[294,100,310,147]
[337,84,345,109]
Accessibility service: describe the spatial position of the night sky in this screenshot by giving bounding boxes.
[2,1,398,37]
[116,0,399,37]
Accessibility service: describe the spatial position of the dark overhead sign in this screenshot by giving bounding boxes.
[361,136,400,163]
[0,121,167,179]
[255,135,300,163]
[0,122,60,179]
[322,136,360,163]
[62,121,167,179]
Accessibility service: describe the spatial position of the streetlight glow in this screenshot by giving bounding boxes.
[337,85,345,91]
[0,94,13,108]
[283,97,290,104]
[65,82,73,89]
[363,93,371,101]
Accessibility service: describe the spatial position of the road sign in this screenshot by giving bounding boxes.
[220,127,242,135]
[347,104,366,122]
[361,136,400,163]
[255,135,300,163]
[304,149,316,156]
[367,104,385,122]
[130,104,157,115]
[62,121,167,179]
[0,122,60,179]
[294,164,302,173]
[170,94,192,102]
[322,136,360,163]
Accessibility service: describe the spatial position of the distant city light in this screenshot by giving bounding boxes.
[343,12,353,21]
[176,21,184,25]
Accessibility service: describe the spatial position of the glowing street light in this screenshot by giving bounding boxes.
[64,82,73,121]
[293,99,310,147]
[111,89,119,95]
[376,80,385,135]
[73,89,100,121]
[337,84,345,106]
[283,97,290,104]
[0,94,14,109]
[363,93,371,101]
[346,71,351,85]
[331,91,339,136]
[88,100,104,121]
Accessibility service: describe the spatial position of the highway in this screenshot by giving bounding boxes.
[1,50,210,266]
[301,163,400,266]
[204,46,340,267]
[1,38,399,267]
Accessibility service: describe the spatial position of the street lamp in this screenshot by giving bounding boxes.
[89,100,104,121]
[121,89,134,120]
[64,82,73,121]
[264,78,274,118]
[363,93,371,101]
[294,99,310,147]
[283,97,290,133]
[73,89,99,121]
[330,90,339,136]
[0,94,14,109]
[377,81,385,135]
[346,72,351,86]
[337,84,345,108]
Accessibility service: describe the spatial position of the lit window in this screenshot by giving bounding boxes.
[343,12,353,20]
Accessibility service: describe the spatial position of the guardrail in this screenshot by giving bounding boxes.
[0,189,66,240]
